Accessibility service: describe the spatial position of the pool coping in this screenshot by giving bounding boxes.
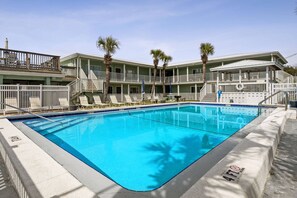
[181,108,291,198]
[0,103,284,198]
[3,101,268,122]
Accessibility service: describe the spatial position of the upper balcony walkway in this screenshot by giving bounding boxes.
[0,48,61,73]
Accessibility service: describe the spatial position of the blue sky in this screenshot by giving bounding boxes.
[1,0,297,66]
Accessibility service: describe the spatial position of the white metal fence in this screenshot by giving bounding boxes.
[220,92,267,104]
[0,85,69,111]
[220,83,297,105]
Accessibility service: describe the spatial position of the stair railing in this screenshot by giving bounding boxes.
[1,102,57,123]
[258,90,289,115]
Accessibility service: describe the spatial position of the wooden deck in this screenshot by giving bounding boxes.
[0,48,61,73]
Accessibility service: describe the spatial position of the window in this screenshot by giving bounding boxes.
[116,87,121,94]
[193,69,202,74]
[190,86,195,93]
[108,86,113,94]
[130,87,139,93]
[115,68,121,73]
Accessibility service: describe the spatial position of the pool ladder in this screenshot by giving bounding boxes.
[257,91,289,115]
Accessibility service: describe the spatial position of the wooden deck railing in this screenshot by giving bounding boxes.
[0,48,61,73]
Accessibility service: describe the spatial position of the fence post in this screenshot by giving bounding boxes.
[17,84,20,108]
[67,85,70,110]
[40,84,43,107]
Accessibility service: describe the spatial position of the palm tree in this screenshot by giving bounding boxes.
[96,36,120,102]
[200,43,215,83]
[150,49,164,97]
[160,53,172,95]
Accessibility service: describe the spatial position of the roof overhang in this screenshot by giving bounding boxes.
[169,51,288,68]
[0,70,65,78]
[61,53,153,68]
[210,60,284,73]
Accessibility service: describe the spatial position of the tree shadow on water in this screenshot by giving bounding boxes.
[143,134,213,192]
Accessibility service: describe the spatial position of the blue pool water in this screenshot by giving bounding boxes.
[23,104,259,191]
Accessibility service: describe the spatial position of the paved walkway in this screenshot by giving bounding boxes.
[263,114,297,198]
[0,154,19,198]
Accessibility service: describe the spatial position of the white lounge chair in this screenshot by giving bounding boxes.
[154,95,161,103]
[3,97,18,115]
[124,95,139,105]
[133,96,142,103]
[58,98,70,110]
[29,97,49,112]
[147,95,159,103]
[79,96,94,109]
[93,95,108,107]
[109,95,124,106]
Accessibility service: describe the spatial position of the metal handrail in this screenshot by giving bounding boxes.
[258,91,289,115]
[1,102,56,123]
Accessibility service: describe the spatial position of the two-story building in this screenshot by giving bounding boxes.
[60,51,290,103]
[0,38,293,104]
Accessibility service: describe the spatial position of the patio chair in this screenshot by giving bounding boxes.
[146,95,152,101]
[93,95,109,107]
[58,98,71,110]
[132,95,142,103]
[109,95,124,106]
[29,97,48,112]
[151,95,160,103]
[3,97,18,115]
[124,95,139,105]
[79,96,94,109]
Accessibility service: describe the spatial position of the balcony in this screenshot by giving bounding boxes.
[0,48,60,73]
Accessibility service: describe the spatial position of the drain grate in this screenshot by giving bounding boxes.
[222,165,245,182]
[9,136,22,142]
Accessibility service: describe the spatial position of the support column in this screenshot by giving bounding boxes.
[217,72,219,102]
[121,84,124,102]
[273,70,276,82]
[87,59,90,78]
[137,66,139,82]
[177,68,179,82]
[195,84,197,100]
[173,69,175,82]
[186,67,189,82]
[266,66,269,92]
[79,58,82,78]
[76,58,79,78]
[128,84,130,95]
[149,68,151,82]
[159,69,162,82]
[239,69,242,83]
[45,77,51,85]
[177,85,180,95]
[123,64,126,81]
[0,75,3,84]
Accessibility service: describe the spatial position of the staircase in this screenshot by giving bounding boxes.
[67,69,104,102]
[201,93,216,102]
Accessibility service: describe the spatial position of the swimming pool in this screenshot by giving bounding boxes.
[22,104,259,191]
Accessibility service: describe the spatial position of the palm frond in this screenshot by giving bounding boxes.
[160,54,173,68]
[200,43,215,56]
[96,36,120,56]
[150,49,164,59]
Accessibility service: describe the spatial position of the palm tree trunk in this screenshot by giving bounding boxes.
[203,63,206,83]
[151,66,157,97]
[162,69,166,95]
[104,64,110,102]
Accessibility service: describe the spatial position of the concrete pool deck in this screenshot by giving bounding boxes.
[263,112,297,198]
[0,104,291,198]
